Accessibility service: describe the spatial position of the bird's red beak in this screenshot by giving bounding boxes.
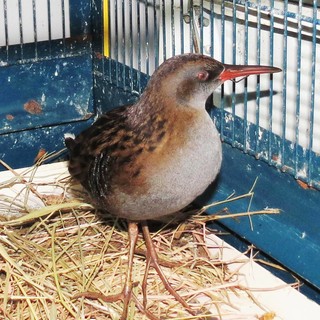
[219,63,281,82]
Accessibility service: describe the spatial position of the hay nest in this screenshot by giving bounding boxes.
[0,157,281,319]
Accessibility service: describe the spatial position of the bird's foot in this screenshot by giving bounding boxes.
[73,282,161,320]
[73,281,137,320]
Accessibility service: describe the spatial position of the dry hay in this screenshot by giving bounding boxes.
[0,157,281,319]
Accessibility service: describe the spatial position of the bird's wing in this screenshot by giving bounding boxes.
[65,105,136,196]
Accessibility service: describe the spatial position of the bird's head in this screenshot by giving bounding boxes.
[145,54,281,109]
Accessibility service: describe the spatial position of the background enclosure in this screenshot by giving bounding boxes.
[0,0,319,301]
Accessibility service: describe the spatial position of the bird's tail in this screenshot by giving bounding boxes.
[64,133,76,151]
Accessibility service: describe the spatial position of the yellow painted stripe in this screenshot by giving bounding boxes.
[103,0,110,57]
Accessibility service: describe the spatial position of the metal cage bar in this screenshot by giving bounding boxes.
[294,0,302,177]
[243,0,249,152]
[268,0,275,163]
[308,0,317,185]
[255,0,262,156]
[281,0,288,170]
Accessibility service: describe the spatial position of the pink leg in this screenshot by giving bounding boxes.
[141,220,196,316]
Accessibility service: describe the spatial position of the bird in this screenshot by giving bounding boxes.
[65,53,281,319]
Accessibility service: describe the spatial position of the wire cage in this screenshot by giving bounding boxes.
[1,0,320,300]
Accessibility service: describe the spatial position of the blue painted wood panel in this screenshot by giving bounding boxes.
[0,54,94,169]
[0,55,94,135]
[197,143,320,292]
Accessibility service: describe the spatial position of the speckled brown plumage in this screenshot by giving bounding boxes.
[66,104,172,197]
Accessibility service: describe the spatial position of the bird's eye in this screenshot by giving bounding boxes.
[197,71,209,81]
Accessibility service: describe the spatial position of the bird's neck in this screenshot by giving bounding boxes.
[126,90,203,144]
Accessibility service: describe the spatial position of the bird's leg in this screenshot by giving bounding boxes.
[119,220,139,318]
[141,220,196,316]
[142,248,152,308]
[73,221,139,320]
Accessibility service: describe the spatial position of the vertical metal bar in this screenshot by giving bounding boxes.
[180,0,184,54]
[32,0,38,60]
[232,0,236,64]
[101,0,106,84]
[153,0,159,68]
[162,0,166,60]
[231,0,237,145]
[294,0,302,177]
[47,0,52,56]
[3,0,9,62]
[129,0,133,90]
[281,0,288,167]
[210,0,214,58]
[18,0,24,60]
[257,0,262,65]
[114,0,119,87]
[255,0,261,156]
[189,0,193,53]
[208,0,215,124]
[121,0,126,88]
[200,0,204,54]
[307,0,317,184]
[137,0,142,93]
[243,0,249,152]
[107,0,112,82]
[220,0,226,138]
[171,0,175,56]
[268,0,275,162]
[61,0,66,54]
[145,0,150,74]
